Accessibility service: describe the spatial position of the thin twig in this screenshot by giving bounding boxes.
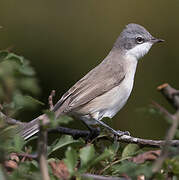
[0,111,23,125]
[100,157,130,175]
[38,116,50,180]
[16,153,38,160]
[48,90,55,111]
[117,134,179,147]
[152,83,179,173]
[81,173,128,180]
[157,83,179,110]
[151,100,174,120]
[152,111,179,173]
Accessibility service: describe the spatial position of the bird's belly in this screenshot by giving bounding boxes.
[100,84,132,118]
[88,78,134,120]
[72,84,131,124]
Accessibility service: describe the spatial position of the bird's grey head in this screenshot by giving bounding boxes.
[114,23,164,60]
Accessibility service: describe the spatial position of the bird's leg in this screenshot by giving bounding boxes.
[81,120,101,141]
[94,119,130,137]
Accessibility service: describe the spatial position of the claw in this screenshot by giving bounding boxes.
[116,130,130,136]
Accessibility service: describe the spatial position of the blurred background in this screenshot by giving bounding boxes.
[0,0,178,139]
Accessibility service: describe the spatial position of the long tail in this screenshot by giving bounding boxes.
[19,113,53,140]
[18,97,67,140]
[19,106,65,140]
[19,117,40,140]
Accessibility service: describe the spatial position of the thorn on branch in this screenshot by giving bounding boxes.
[48,90,56,111]
[0,104,3,111]
[151,100,174,120]
[157,83,179,110]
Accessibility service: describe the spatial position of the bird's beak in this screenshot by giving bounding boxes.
[151,37,165,44]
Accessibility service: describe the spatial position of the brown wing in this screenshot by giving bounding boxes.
[53,59,125,113]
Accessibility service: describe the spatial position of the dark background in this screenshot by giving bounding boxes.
[0,0,178,139]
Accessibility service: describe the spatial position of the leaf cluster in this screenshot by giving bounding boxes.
[0,50,42,117]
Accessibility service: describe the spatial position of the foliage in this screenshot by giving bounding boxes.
[0,50,42,117]
[0,50,179,179]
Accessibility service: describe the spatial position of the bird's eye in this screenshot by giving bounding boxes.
[136,37,144,44]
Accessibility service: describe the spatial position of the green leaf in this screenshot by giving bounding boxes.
[45,110,73,128]
[91,148,114,166]
[80,144,95,167]
[44,110,55,120]
[19,78,41,95]
[64,147,78,175]
[122,144,140,158]
[48,135,84,155]
[19,64,35,76]
[0,50,9,62]
[56,115,73,125]
[172,160,179,174]
[109,141,120,154]
[25,96,44,106]
[10,134,26,153]
[112,161,152,178]
[11,93,41,112]
[6,52,24,65]
[175,129,179,139]
[165,156,179,175]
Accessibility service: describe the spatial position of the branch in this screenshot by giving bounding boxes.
[118,135,179,148]
[1,83,179,148]
[38,116,50,180]
[81,173,127,180]
[48,126,179,148]
[48,126,91,139]
[16,153,38,160]
[1,104,179,148]
[0,111,23,125]
[151,100,174,120]
[157,83,179,109]
[152,111,179,173]
[152,83,179,173]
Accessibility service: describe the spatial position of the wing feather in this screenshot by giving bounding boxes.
[53,58,125,113]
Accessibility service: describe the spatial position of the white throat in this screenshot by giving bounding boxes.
[125,42,153,60]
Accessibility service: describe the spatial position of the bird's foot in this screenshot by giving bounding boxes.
[93,119,130,137]
[116,130,130,136]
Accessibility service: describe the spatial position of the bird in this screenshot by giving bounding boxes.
[20,23,164,140]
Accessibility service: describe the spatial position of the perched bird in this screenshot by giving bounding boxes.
[20,23,164,140]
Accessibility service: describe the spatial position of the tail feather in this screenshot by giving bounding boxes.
[19,113,53,140]
[19,99,66,140]
[19,117,40,140]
